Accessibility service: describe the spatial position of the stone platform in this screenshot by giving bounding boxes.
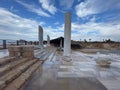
[23,50,110,90]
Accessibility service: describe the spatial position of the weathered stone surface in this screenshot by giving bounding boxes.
[0,58,28,76]
[38,25,43,48]
[8,46,34,59]
[4,61,42,90]
[22,46,34,51]
[96,60,111,67]
[64,12,71,56]
[62,56,72,64]
[0,81,5,90]
[8,46,21,52]
[0,59,37,89]
[0,57,16,66]
[47,35,50,46]
[22,52,34,59]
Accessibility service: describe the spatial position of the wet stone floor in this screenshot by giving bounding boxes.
[22,50,120,90]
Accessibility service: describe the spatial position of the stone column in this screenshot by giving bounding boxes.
[60,39,62,48]
[38,25,43,48]
[16,40,19,46]
[25,41,27,45]
[63,12,71,56]
[3,40,6,49]
[47,35,50,46]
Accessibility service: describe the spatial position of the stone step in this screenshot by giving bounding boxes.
[0,58,28,77]
[0,59,37,90]
[40,51,50,61]
[34,49,45,56]
[49,50,57,62]
[35,50,48,59]
[0,57,16,67]
[34,49,41,53]
[4,61,42,90]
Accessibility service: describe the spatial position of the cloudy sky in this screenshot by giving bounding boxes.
[0,0,120,41]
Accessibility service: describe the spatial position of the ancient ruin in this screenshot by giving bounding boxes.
[47,35,50,46]
[38,25,43,48]
[63,12,71,56]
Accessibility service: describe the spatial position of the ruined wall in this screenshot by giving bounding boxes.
[81,42,120,49]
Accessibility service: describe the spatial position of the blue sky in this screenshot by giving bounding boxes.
[0,0,120,41]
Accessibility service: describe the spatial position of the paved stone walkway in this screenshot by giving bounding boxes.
[22,51,108,90]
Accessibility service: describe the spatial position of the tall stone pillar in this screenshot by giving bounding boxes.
[63,12,71,56]
[38,25,43,48]
[47,35,50,46]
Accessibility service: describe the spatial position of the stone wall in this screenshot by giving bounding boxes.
[82,42,120,49]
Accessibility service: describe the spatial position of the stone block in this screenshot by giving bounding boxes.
[96,60,111,67]
[22,46,34,51]
[8,45,34,59]
[8,46,21,52]
[22,51,34,59]
[0,81,6,90]
[62,56,72,65]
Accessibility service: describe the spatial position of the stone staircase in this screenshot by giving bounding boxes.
[0,57,43,90]
[34,49,51,61]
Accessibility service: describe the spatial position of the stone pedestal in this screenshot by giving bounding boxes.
[62,56,72,65]
[8,46,34,59]
[8,46,21,57]
[22,46,34,59]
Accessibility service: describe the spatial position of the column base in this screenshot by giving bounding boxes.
[62,56,72,65]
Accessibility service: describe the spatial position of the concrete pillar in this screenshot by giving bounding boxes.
[47,35,50,46]
[3,40,6,49]
[38,25,43,47]
[63,12,71,56]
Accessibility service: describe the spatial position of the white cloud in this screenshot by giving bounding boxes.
[0,7,119,42]
[54,22,60,25]
[59,0,74,9]
[71,21,120,41]
[39,0,57,14]
[0,7,63,40]
[75,0,120,17]
[16,0,50,17]
[0,7,44,40]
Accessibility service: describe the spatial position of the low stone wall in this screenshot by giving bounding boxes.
[8,46,34,59]
[81,43,120,49]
